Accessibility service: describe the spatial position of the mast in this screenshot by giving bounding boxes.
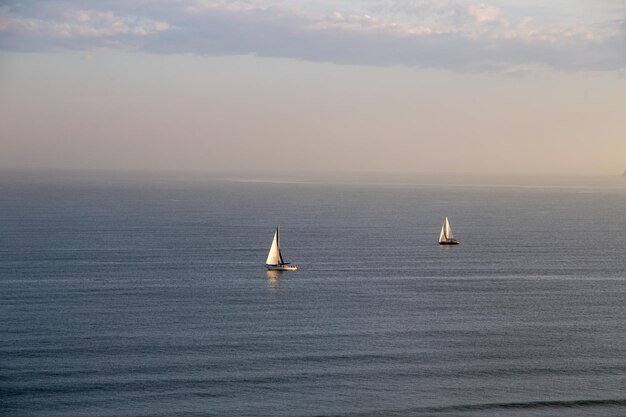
[277,225,284,265]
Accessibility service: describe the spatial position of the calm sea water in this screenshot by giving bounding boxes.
[1,173,626,417]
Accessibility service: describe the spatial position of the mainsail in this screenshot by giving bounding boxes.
[445,217,453,239]
[265,227,284,265]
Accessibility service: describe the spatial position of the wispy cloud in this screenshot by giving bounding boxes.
[1,0,624,72]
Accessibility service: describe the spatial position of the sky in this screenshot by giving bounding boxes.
[1,0,625,176]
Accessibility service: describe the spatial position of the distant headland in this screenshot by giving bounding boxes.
[623,170,626,177]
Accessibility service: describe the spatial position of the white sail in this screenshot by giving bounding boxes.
[439,221,446,243]
[265,227,283,265]
[445,217,453,239]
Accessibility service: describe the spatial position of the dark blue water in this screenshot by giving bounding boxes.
[2,173,626,416]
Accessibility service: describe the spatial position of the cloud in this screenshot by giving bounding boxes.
[465,4,500,24]
[0,0,624,73]
[0,3,170,51]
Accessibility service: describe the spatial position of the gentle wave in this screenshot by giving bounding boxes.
[324,398,626,416]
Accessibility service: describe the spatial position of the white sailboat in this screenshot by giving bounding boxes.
[265,226,298,271]
[438,216,459,245]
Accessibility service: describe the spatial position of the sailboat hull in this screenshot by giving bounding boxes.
[439,240,460,245]
[266,264,298,271]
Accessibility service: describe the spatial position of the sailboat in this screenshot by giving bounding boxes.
[438,216,459,245]
[265,226,298,271]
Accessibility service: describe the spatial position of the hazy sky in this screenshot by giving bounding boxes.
[1,0,625,175]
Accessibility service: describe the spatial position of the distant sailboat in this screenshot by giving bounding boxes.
[438,217,459,245]
[265,226,298,271]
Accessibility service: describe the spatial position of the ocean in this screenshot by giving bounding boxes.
[1,172,626,416]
